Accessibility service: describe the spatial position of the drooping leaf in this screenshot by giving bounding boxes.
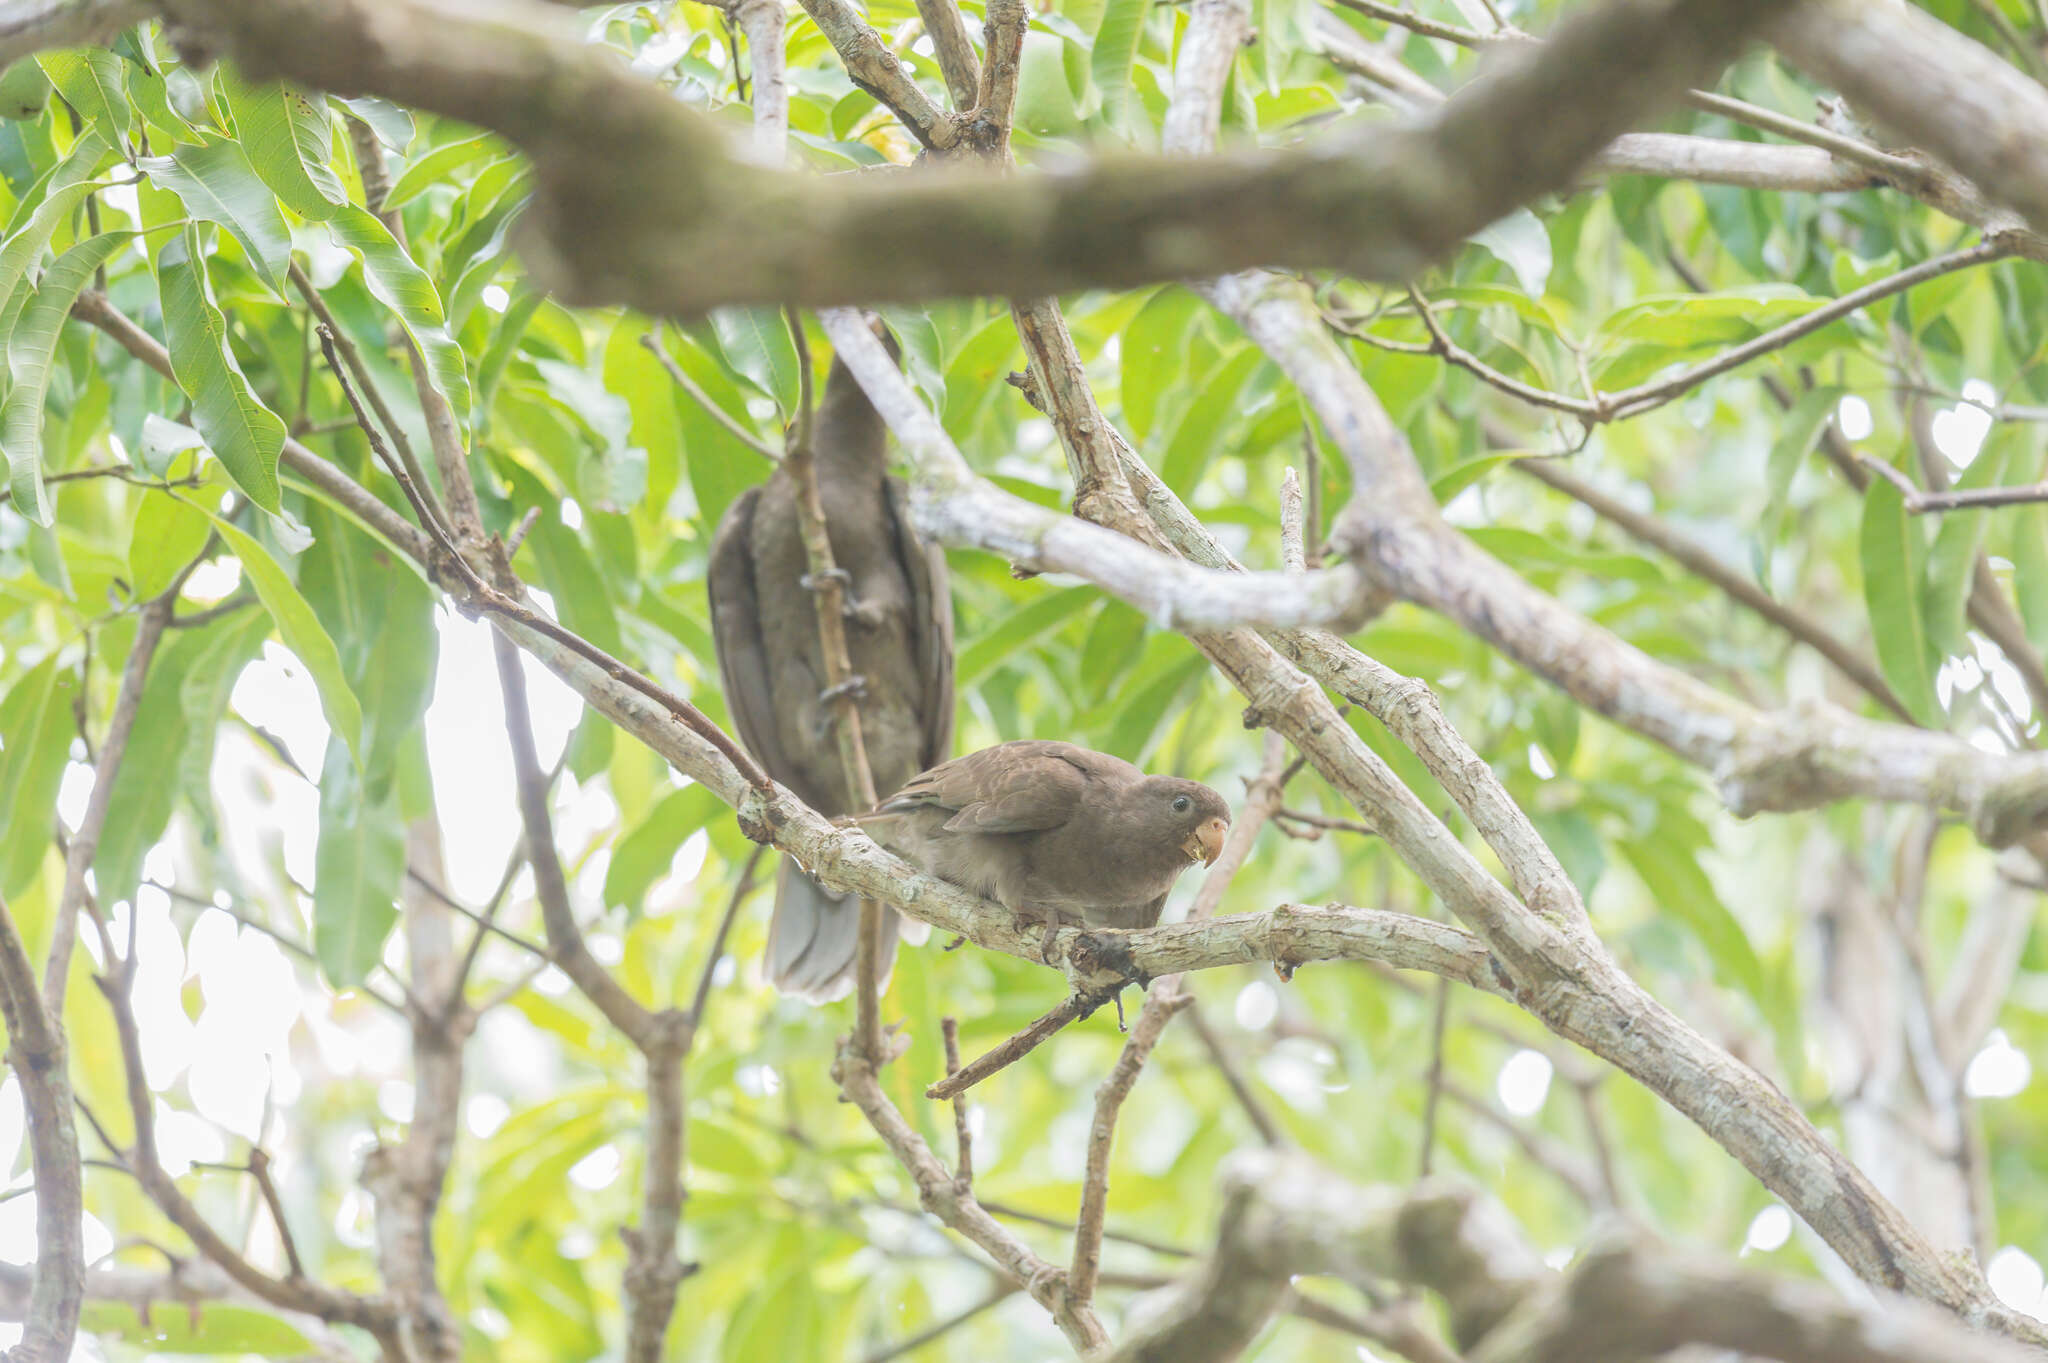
[709,305,801,417]
[157,228,286,511]
[209,513,364,764]
[603,784,725,912]
[1470,209,1553,300]
[218,73,346,219]
[1860,473,1941,727]
[325,203,472,427]
[1092,0,1154,135]
[1620,838,1766,1006]
[313,732,405,988]
[139,139,294,295]
[37,50,130,145]
[0,655,75,897]
[1,231,130,521]
[128,484,212,600]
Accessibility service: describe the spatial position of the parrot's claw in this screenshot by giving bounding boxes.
[799,567,851,591]
[819,674,868,705]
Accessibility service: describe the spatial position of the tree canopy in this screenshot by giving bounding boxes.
[1,1,2047,1361]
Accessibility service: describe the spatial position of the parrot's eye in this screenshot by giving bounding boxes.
[1171,795,1191,813]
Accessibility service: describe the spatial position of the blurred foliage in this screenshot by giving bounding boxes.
[0,0,2040,1359]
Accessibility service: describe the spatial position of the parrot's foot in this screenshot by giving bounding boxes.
[843,595,891,630]
[818,674,868,705]
[799,567,851,592]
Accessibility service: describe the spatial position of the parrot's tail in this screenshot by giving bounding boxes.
[764,859,929,1002]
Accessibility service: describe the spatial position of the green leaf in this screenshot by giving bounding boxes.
[2014,503,2048,662]
[219,73,345,219]
[325,203,472,427]
[0,655,75,897]
[710,305,801,416]
[1092,0,1153,134]
[81,1303,311,1356]
[0,230,129,521]
[958,586,1095,683]
[1120,286,1202,443]
[37,50,129,145]
[385,130,493,211]
[1763,385,1841,533]
[1620,838,1766,1006]
[1860,474,1941,726]
[604,784,725,911]
[314,731,405,988]
[138,139,293,295]
[1470,209,1552,299]
[129,485,211,600]
[1923,433,2010,658]
[135,412,204,478]
[297,507,439,793]
[209,513,364,764]
[92,622,221,909]
[157,228,285,511]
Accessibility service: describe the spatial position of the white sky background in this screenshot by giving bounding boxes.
[3,386,2046,1339]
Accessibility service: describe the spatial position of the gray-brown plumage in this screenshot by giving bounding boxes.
[708,331,953,1002]
[868,740,1230,936]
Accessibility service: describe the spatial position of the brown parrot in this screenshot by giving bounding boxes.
[868,740,1230,937]
[707,331,954,1002]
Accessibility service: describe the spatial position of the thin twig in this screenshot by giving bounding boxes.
[1417,976,1451,1177]
[289,261,453,544]
[1070,989,1192,1305]
[858,1282,1015,1363]
[926,994,1093,1100]
[941,1017,973,1189]
[687,846,766,1029]
[1514,456,1912,721]
[639,332,779,460]
[318,323,771,791]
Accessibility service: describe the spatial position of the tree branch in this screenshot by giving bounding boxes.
[0,892,80,1363]
[161,0,1785,312]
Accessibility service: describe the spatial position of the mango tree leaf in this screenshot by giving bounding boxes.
[959,587,1096,683]
[2015,503,2048,662]
[138,139,293,295]
[208,513,364,764]
[1470,209,1552,300]
[219,73,345,219]
[158,228,285,511]
[604,784,725,911]
[1763,385,1841,534]
[385,130,493,211]
[325,204,471,427]
[81,1303,311,1356]
[1620,838,1766,1005]
[91,622,224,909]
[1860,474,1941,726]
[1092,0,1153,134]
[1923,434,2010,659]
[313,735,404,988]
[0,231,129,521]
[136,412,204,478]
[37,51,129,145]
[129,485,211,600]
[709,305,800,417]
[0,655,75,897]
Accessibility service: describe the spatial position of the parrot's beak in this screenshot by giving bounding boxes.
[1187,815,1230,867]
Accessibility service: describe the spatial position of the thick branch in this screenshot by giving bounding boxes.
[0,894,79,1363]
[1774,0,2048,239]
[165,0,1783,312]
[817,309,1376,631]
